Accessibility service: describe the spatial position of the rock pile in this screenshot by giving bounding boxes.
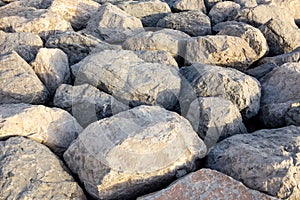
[0,0,299,199]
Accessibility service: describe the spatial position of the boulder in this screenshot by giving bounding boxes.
[186,97,247,151]
[138,169,277,200]
[259,62,300,127]
[1,0,53,9]
[0,51,49,104]
[258,47,300,66]
[0,5,72,39]
[0,137,86,200]
[49,0,100,30]
[212,20,241,32]
[45,31,121,65]
[205,125,300,199]
[0,30,43,62]
[259,18,300,55]
[0,103,83,155]
[157,11,211,36]
[31,48,70,96]
[72,50,181,110]
[217,22,268,59]
[83,3,144,44]
[123,29,190,58]
[208,1,241,25]
[63,105,207,199]
[179,63,261,119]
[246,62,278,80]
[184,35,258,70]
[117,0,171,27]
[134,50,178,67]
[53,84,129,127]
[162,0,206,13]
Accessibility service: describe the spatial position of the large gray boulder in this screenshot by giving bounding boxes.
[0,51,49,104]
[208,1,241,25]
[157,11,211,36]
[186,97,247,151]
[72,50,181,110]
[117,0,171,27]
[0,103,83,155]
[45,31,121,65]
[139,168,277,200]
[0,30,43,62]
[49,0,101,30]
[259,62,300,127]
[31,48,70,96]
[184,35,258,71]
[123,29,190,58]
[54,84,129,128]
[205,125,300,200]
[0,137,86,200]
[63,105,207,200]
[83,3,144,44]
[180,63,261,119]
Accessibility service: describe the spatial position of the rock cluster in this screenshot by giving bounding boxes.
[0,0,299,199]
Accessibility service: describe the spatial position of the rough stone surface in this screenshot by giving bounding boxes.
[212,20,241,32]
[246,62,278,80]
[1,0,53,9]
[54,84,129,128]
[49,0,101,30]
[117,0,171,27]
[163,0,206,13]
[186,97,247,151]
[217,22,268,59]
[157,11,211,36]
[63,105,207,200]
[0,51,49,104]
[258,47,300,66]
[205,125,300,200]
[180,63,261,119]
[0,103,83,155]
[0,31,43,62]
[84,3,144,44]
[285,102,300,126]
[138,168,277,200]
[209,1,241,25]
[259,18,300,55]
[184,35,258,70]
[134,50,178,67]
[45,31,121,65]
[0,5,72,39]
[0,137,86,200]
[31,48,70,96]
[72,50,181,110]
[123,29,190,57]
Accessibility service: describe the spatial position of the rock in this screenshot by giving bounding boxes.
[72,50,181,110]
[233,0,257,8]
[208,1,241,25]
[184,35,258,70]
[134,50,178,67]
[0,30,43,63]
[31,48,70,96]
[259,18,300,55]
[217,22,268,59]
[117,0,171,27]
[138,168,277,200]
[212,20,241,33]
[123,29,190,58]
[1,0,53,9]
[0,137,86,200]
[259,62,300,127]
[83,3,144,44]
[63,105,207,200]
[162,0,206,13]
[157,11,211,36]
[236,4,295,27]
[186,97,247,151]
[45,31,121,65]
[246,62,278,80]
[0,103,83,155]
[54,84,129,127]
[285,102,300,126]
[179,63,261,119]
[258,47,300,66]
[0,51,49,104]
[205,125,300,199]
[0,5,72,39]
[49,0,101,30]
